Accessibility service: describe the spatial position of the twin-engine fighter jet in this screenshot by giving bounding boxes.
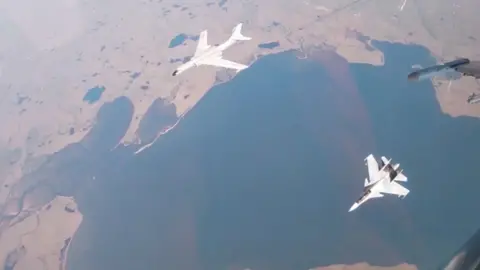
[467,93,480,104]
[172,23,252,76]
[349,154,409,212]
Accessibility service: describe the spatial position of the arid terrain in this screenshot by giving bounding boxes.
[0,0,479,269]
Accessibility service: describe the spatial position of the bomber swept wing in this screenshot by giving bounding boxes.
[194,30,210,57]
[200,58,251,70]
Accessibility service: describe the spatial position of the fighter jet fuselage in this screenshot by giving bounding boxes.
[352,178,391,211]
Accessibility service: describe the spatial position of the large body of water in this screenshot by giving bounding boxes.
[27,40,480,270]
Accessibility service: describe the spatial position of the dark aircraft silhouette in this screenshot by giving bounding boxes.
[467,93,480,104]
[407,58,480,81]
[437,227,480,269]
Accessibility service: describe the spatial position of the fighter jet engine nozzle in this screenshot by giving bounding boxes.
[172,70,179,76]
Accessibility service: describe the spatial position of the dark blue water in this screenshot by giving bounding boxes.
[137,97,178,143]
[169,34,188,48]
[169,34,199,48]
[351,40,480,266]
[83,86,105,104]
[26,41,478,270]
[258,41,280,49]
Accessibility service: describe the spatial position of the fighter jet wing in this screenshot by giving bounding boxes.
[365,154,379,182]
[200,57,249,72]
[194,30,210,57]
[379,181,409,197]
[393,171,407,182]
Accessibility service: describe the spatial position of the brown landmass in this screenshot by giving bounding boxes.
[0,0,479,269]
[0,196,81,270]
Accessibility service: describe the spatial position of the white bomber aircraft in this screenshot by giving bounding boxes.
[172,23,252,76]
[348,154,409,212]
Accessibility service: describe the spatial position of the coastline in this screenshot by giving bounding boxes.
[1,0,479,266]
[132,69,243,155]
[134,112,185,155]
[62,213,82,270]
[0,196,82,270]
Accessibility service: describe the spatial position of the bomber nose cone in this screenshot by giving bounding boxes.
[348,203,359,212]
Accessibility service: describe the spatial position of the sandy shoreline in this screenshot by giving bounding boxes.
[62,222,77,270]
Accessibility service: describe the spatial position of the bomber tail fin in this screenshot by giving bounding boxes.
[230,23,252,41]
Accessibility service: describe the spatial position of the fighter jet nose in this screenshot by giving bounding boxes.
[172,70,178,76]
[348,203,359,212]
